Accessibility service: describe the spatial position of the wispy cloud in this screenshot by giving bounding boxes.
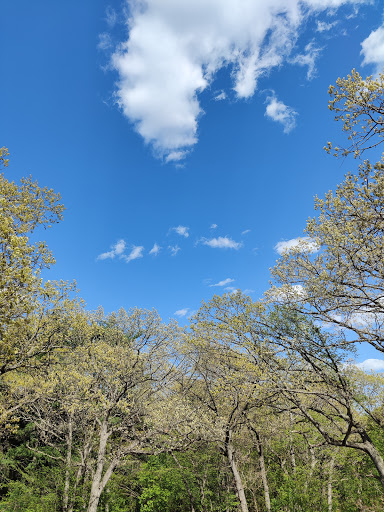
[122,245,144,263]
[171,225,190,238]
[214,91,226,101]
[210,278,235,287]
[174,308,189,317]
[169,245,181,256]
[355,359,384,372]
[265,94,297,133]
[290,42,322,80]
[97,239,126,260]
[274,237,319,255]
[110,0,364,160]
[242,229,251,235]
[98,33,113,51]
[200,236,242,250]
[210,223,218,229]
[105,6,117,28]
[316,20,338,33]
[361,23,384,75]
[149,243,161,256]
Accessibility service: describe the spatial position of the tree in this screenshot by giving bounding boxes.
[325,69,384,158]
[270,160,384,353]
[0,147,77,377]
[20,307,189,512]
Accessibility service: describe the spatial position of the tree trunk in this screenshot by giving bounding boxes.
[87,419,113,512]
[254,430,271,512]
[63,412,73,512]
[327,451,336,512]
[362,441,384,489]
[225,441,249,512]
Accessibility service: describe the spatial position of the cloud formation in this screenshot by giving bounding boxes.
[171,225,190,237]
[97,239,126,260]
[290,42,322,80]
[210,277,235,287]
[149,243,161,255]
[361,23,384,75]
[122,245,145,263]
[201,236,242,249]
[169,245,181,256]
[274,237,319,255]
[265,95,298,133]
[355,358,384,372]
[174,308,189,317]
[111,0,366,159]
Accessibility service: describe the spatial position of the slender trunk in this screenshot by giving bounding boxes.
[289,412,296,472]
[225,441,249,512]
[68,427,94,512]
[63,413,73,512]
[171,452,196,512]
[254,430,271,512]
[87,419,111,512]
[327,451,336,512]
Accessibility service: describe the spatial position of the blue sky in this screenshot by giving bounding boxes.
[1,0,384,367]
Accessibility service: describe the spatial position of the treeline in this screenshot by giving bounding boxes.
[1,70,384,512]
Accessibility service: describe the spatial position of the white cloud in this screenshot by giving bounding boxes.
[242,229,251,235]
[290,42,322,80]
[210,223,218,229]
[201,236,242,249]
[361,24,384,75]
[316,20,338,32]
[165,151,188,163]
[98,33,113,51]
[214,91,226,101]
[210,278,235,287]
[111,0,367,159]
[122,245,144,263]
[169,245,181,256]
[265,95,298,133]
[225,286,240,294]
[149,243,161,255]
[97,239,126,260]
[174,308,189,317]
[355,359,384,372]
[274,237,319,255]
[105,6,118,28]
[171,225,190,237]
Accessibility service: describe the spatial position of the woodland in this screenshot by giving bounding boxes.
[2,70,384,512]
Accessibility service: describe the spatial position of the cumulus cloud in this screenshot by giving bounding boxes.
[355,359,384,371]
[122,245,144,263]
[210,278,235,287]
[97,239,126,260]
[200,236,242,249]
[274,237,319,255]
[111,0,367,159]
[361,24,384,75]
[149,243,161,255]
[265,95,298,133]
[171,225,190,237]
[290,42,322,80]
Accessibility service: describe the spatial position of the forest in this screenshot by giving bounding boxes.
[1,70,384,512]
